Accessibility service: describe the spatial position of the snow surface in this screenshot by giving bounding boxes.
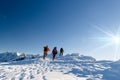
[0,53,120,80]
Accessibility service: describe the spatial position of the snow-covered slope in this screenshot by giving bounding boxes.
[0,52,40,62]
[0,53,120,80]
[0,52,20,62]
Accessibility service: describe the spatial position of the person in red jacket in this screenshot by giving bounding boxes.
[52,47,58,61]
[43,45,50,60]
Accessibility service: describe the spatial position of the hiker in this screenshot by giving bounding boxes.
[60,48,64,56]
[52,47,58,61]
[43,45,50,60]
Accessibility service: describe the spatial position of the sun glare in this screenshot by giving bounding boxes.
[112,36,120,44]
[92,25,120,60]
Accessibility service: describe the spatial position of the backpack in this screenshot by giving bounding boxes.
[44,47,47,51]
[52,49,57,54]
[60,48,64,53]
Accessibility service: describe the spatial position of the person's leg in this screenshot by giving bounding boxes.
[53,54,55,60]
[43,53,47,60]
[43,54,45,59]
[59,53,61,56]
[61,52,63,56]
[60,52,62,56]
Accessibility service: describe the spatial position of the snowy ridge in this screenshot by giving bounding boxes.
[0,53,120,80]
[0,52,40,62]
[0,52,19,62]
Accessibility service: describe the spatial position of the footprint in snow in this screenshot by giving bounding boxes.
[30,74,34,79]
[42,76,47,80]
[19,72,26,80]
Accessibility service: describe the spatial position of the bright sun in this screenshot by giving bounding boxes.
[112,36,120,44]
[92,25,120,60]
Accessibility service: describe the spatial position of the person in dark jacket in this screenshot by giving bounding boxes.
[60,48,64,56]
[52,47,58,61]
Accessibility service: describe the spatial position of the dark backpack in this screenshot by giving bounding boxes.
[60,48,64,53]
[52,49,57,54]
[44,47,47,51]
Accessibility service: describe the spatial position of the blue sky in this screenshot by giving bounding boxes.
[0,0,120,60]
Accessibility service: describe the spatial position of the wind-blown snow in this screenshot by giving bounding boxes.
[0,53,120,80]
